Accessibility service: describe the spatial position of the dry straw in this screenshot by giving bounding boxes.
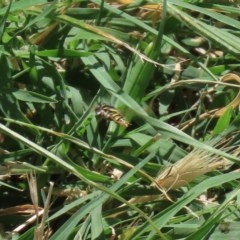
[152,147,231,190]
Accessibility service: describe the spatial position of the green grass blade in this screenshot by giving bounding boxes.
[133,172,240,239]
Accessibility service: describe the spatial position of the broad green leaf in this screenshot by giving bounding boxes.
[91,204,104,240]
[13,90,57,103]
[213,108,233,135]
[0,0,47,15]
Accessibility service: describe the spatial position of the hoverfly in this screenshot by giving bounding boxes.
[95,104,130,128]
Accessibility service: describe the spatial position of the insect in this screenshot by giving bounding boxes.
[95,104,130,128]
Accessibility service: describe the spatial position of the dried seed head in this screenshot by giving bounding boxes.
[153,148,230,190]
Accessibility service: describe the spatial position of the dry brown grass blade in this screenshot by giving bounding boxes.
[30,22,59,46]
[112,0,163,20]
[117,0,161,9]
[180,73,240,130]
[0,204,42,216]
[27,173,39,218]
[12,174,54,239]
[214,73,240,116]
[35,182,54,240]
[13,209,45,235]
